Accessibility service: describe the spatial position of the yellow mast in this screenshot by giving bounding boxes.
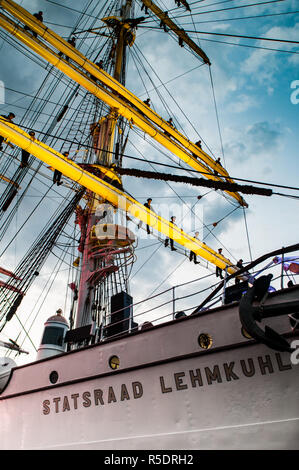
[0,0,247,207]
[140,0,211,65]
[0,118,239,275]
[0,0,247,278]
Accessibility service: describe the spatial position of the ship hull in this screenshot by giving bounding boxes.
[1,288,299,450]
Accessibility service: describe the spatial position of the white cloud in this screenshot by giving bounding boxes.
[227,93,259,113]
[242,23,299,84]
[224,120,284,162]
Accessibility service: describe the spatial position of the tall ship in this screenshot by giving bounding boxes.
[0,0,298,450]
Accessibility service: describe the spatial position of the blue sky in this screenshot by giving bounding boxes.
[0,0,298,363]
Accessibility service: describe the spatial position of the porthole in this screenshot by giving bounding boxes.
[109,355,120,370]
[49,370,59,384]
[241,326,252,339]
[198,333,213,350]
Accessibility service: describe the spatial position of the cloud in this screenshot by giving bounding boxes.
[227,93,259,113]
[224,120,284,162]
[241,23,299,85]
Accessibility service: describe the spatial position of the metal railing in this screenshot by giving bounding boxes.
[99,244,299,342]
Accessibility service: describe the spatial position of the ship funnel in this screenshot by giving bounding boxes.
[36,309,69,361]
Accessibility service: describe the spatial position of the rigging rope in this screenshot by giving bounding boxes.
[176,10,299,26]
[208,66,226,168]
[243,206,253,263]
[143,0,287,21]
[138,28,299,55]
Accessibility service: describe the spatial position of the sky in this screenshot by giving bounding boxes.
[0,0,298,364]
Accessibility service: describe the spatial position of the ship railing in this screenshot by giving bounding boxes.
[100,247,299,342]
[100,273,224,341]
[194,243,299,313]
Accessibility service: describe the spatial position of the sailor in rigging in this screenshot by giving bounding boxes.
[182,1,191,12]
[139,98,151,116]
[164,117,175,138]
[89,60,104,81]
[68,37,76,48]
[216,248,224,279]
[213,157,223,176]
[160,12,168,32]
[34,11,44,23]
[165,216,177,251]
[65,37,76,62]
[138,198,152,234]
[175,0,191,11]
[53,151,70,186]
[20,131,35,167]
[192,140,202,159]
[235,259,243,284]
[141,3,149,14]
[59,36,76,61]
[189,231,200,264]
[24,11,44,38]
[0,112,15,151]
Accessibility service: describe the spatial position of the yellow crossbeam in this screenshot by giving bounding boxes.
[0,0,247,207]
[141,0,211,65]
[0,173,19,187]
[1,0,215,172]
[0,118,238,274]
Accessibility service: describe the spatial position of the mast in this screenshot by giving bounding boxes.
[74,0,134,330]
[0,0,247,337]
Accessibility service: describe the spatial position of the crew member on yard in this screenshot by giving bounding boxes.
[235,259,243,284]
[25,11,44,38]
[189,231,200,264]
[53,151,70,186]
[141,3,149,14]
[164,117,175,138]
[138,198,152,234]
[216,248,224,279]
[167,117,175,128]
[165,216,177,251]
[34,11,44,22]
[64,37,76,61]
[0,112,15,151]
[160,12,168,32]
[20,131,35,167]
[68,36,76,47]
[192,140,202,159]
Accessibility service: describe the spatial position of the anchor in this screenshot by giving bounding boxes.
[239,275,299,353]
